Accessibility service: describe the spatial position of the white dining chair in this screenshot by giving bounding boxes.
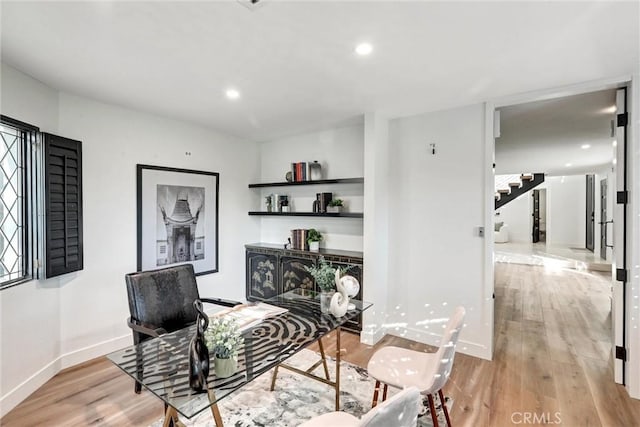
[367,306,466,427]
[299,386,421,427]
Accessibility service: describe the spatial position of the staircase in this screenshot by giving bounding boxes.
[495,173,545,209]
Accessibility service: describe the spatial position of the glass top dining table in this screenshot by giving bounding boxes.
[107,288,372,420]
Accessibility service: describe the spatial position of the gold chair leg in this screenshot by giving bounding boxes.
[438,389,452,427]
[372,380,381,408]
[427,393,439,427]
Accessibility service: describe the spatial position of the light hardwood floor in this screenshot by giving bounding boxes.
[3,263,640,426]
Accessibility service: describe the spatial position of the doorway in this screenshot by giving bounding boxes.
[490,84,628,389]
[532,189,540,243]
[600,178,609,261]
[586,174,595,252]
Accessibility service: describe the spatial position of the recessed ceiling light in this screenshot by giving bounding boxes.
[355,43,373,56]
[581,144,591,149]
[613,140,618,147]
[225,89,240,100]
[565,163,573,167]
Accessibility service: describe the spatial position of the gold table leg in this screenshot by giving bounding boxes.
[270,365,280,391]
[207,386,224,426]
[268,328,343,411]
[317,337,331,381]
[335,327,341,411]
[162,406,186,427]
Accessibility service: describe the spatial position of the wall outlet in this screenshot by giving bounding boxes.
[477,226,485,237]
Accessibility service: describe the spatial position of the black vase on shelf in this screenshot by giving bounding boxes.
[189,299,210,392]
[315,192,332,213]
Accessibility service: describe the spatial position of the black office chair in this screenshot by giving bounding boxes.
[125,263,241,393]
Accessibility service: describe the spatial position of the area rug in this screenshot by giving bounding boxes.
[150,349,451,426]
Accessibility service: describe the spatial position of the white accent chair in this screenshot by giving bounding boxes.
[299,386,421,427]
[366,306,466,427]
[495,223,509,243]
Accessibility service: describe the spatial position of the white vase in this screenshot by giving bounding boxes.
[309,241,320,252]
[214,356,238,378]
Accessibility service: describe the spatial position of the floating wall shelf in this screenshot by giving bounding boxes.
[248,211,363,218]
[248,177,364,188]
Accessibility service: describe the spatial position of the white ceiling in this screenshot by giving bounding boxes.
[496,89,617,176]
[1,1,638,141]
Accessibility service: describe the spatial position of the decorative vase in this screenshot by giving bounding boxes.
[327,206,342,213]
[319,290,334,314]
[329,268,349,318]
[188,300,210,391]
[309,241,320,252]
[214,356,238,378]
[309,161,322,181]
[316,193,332,213]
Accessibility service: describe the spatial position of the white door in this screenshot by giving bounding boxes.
[612,87,628,384]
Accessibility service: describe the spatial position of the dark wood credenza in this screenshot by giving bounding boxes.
[245,243,364,334]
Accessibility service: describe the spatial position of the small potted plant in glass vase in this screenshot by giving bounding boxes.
[307,228,322,252]
[305,257,336,314]
[205,317,244,378]
[327,199,344,213]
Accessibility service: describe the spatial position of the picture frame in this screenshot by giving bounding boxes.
[136,164,219,276]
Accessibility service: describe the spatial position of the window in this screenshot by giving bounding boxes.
[0,116,39,288]
[0,116,84,287]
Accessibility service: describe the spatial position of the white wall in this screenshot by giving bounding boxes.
[495,194,531,243]
[258,125,364,251]
[0,64,260,416]
[361,112,390,345]
[0,63,62,418]
[386,104,490,359]
[543,175,586,247]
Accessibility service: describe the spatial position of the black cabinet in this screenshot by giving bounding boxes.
[245,243,364,334]
[246,251,279,301]
[280,256,315,293]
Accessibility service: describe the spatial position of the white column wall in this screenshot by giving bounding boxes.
[361,112,390,345]
[386,104,491,359]
[0,64,261,416]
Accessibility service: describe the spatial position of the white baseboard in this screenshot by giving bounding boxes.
[0,357,61,419]
[385,327,491,360]
[60,334,131,370]
[0,334,131,418]
[360,325,386,346]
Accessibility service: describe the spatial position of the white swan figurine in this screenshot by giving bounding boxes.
[329,268,349,317]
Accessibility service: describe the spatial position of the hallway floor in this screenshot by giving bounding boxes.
[495,242,611,272]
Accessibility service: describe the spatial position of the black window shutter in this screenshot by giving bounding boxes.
[44,133,83,278]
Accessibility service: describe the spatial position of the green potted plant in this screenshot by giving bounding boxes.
[307,228,322,251]
[327,198,344,213]
[305,256,336,313]
[205,317,244,378]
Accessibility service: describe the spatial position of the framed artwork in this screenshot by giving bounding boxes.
[136,164,219,276]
